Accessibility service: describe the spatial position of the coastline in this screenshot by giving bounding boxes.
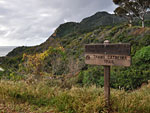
[0,46,17,57]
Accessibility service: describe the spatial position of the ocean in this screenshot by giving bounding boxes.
[0,46,17,57]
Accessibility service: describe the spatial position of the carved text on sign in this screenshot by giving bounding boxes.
[85,43,131,67]
[85,54,131,67]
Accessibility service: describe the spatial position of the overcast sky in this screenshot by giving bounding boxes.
[0,0,116,46]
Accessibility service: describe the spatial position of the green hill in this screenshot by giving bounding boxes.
[6,11,150,57]
[0,12,150,91]
[6,12,125,57]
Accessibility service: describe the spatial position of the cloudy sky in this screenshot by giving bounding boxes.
[0,0,116,46]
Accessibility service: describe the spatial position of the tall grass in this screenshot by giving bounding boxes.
[0,80,150,113]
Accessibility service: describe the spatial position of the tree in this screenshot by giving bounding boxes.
[113,0,150,27]
[133,0,150,27]
[114,6,134,27]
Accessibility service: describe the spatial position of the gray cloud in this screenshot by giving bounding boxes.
[0,0,116,46]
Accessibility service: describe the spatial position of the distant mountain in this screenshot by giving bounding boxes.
[7,12,125,57]
[79,12,124,31]
[50,12,125,39]
[6,11,150,57]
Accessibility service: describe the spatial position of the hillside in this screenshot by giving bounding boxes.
[6,11,150,57]
[0,11,150,91]
[0,11,150,113]
[6,12,125,57]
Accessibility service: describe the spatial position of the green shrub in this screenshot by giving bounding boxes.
[110,66,150,90]
[110,46,150,90]
[134,46,150,65]
[78,66,104,86]
[0,71,3,78]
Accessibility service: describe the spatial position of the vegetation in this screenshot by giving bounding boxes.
[113,0,150,27]
[0,80,150,113]
[1,25,150,91]
[0,11,150,112]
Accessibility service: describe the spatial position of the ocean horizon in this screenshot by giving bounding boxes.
[0,46,17,57]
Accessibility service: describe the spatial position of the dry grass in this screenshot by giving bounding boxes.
[0,80,150,113]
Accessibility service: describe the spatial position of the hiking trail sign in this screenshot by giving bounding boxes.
[85,40,131,111]
[85,42,131,66]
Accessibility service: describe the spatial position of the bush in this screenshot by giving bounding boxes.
[110,66,150,90]
[134,46,150,65]
[76,46,150,90]
[110,46,150,90]
[78,66,104,86]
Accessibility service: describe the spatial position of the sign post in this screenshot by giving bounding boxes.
[85,40,131,110]
[104,40,110,108]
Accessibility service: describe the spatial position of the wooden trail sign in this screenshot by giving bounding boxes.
[85,43,131,66]
[84,40,131,111]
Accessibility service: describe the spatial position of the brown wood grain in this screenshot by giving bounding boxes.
[104,66,110,108]
[85,43,131,67]
[85,43,131,56]
[85,54,131,66]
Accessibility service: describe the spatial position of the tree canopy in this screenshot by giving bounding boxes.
[113,0,150,27]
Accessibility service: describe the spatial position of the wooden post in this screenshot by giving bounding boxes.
[104,66,110,107]
[104,40,110,108]
[85,40,131,112]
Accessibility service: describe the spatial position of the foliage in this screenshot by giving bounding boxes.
[19,46,66,76]
[1,24,150,90]
[111,65,150,90]
[0,80,150,113]
[78,66,104,86]
[113,0,150,27]
[77,43,150,90]
[1,12,150,113]
[0,71,3,78]
[134,46,150,64]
